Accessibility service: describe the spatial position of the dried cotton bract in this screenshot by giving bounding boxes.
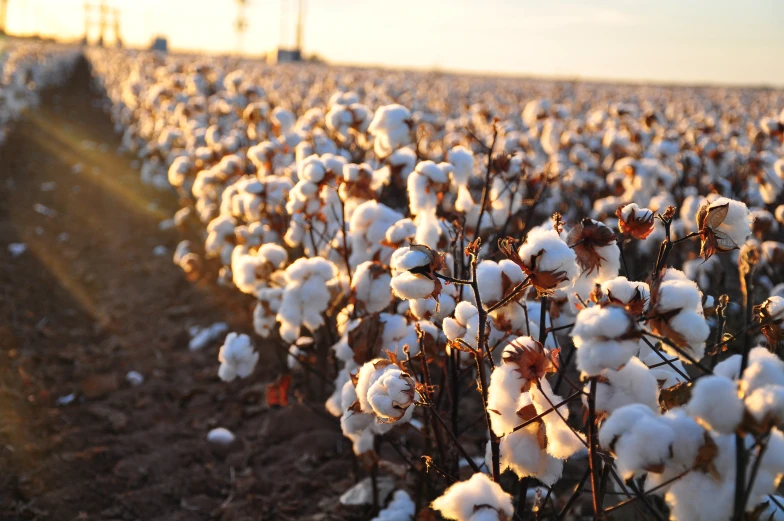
[696,197,753,260]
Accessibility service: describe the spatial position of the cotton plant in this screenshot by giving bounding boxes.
[277,257,339,343]
[85,45,784,521]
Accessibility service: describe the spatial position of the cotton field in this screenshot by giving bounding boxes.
[3,36,784,521]
[0,42,79,144]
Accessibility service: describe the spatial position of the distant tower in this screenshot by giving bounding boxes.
[83,1,117,46]
[112,7,122,46]
[0,0,9,35]
[295,0,304,54]
[235,0,249,54]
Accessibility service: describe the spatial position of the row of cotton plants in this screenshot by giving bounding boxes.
[85,46,784,521]
[0,41,80,144]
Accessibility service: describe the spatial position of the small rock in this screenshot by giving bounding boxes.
[40,181,56,192]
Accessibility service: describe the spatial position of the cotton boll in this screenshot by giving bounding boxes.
[254,287,283,338]
[665,469,734,521]
[407,161,449,216]
[385,218,417,247]
[366,366,416,422]
[701,197,753,249]
[487,355,526,436]
[530,379,585,460]
[649,270,710,362]
[714,354,742,380]
[660,310,710,361]
[741,347,784,395]
[443,301,480,351]
[217,332,259,382]
[372,490,416,521]
[476,260,525,306]
[430,472,513,521]
[495,427,563,486]
[654,276,703,313]
[515,227,579,293]
[390,246,442,300]
[638,344,688,389]
[447,146,474,186]
[378,313,430,359]
[368,104,412,158]
[745,386,784,429]
[352,261,393,314]
[573,304,641,375]
[326,369,351,417]
[686,375,743,433]
[599,276,650,315]
[348,200,403,267]
[598,404,674,479]
[355,359,416,422]
[277,257,338,342]
[592,357,659,415]
[390,271,435,300]
[339,380,378,454]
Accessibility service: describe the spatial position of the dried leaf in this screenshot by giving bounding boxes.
[693,432,720,479]
[659,381,692,410]
[517,403,539,422]
[349,314,385,364]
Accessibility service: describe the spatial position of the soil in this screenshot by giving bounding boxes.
[0,58,363,521]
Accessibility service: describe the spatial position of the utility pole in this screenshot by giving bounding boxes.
[295,0,304,53]
[0,0,8,35]
[235,0,248,55]
[97,0,107,47]
[112,7,121,46]
[84,1,116,46]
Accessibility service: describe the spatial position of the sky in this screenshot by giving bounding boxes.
[6,0,784,86]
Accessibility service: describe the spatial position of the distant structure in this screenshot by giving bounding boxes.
[83,1,122,47]
[0,0,8,35]
[235,0,248,54]
[150,36,168,53]
[267,0,305,64]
